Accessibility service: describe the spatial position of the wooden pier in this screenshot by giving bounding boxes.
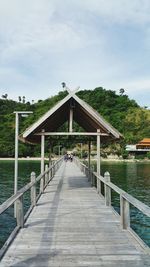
[1,88,150,266]
[0,160,150,267]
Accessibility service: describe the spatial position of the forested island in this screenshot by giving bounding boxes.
[0,87,150,158]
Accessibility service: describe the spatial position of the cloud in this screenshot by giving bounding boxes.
[0,0,106,85]
[0,0,103,59]
[0,0,150,107]
[75,0,150,25]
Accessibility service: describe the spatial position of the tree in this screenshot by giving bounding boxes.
[61,82,66,88]
[119,88,125,96]
[22,96,25,104]
[18,96,21,102]
[147,152,150,159]
[0,86,148,157]
[2,93,8,99]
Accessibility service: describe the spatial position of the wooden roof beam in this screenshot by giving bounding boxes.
[35,132,109,136]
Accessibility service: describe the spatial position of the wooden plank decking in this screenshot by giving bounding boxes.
[0,161,150,267]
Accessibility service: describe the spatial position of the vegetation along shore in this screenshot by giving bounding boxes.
[0,87,150,158]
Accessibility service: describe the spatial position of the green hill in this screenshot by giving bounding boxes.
[0,87,150,157]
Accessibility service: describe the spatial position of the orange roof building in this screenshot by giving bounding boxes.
[136,138,150,149]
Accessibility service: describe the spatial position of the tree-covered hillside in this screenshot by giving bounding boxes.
[0,87,150,157]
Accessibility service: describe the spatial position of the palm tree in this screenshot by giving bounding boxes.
[119,88,125,96]
[2,93,8,99]
[22,96,25,104]
[61,82,66,88]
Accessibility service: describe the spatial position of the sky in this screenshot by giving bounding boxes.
[0,0,150,107]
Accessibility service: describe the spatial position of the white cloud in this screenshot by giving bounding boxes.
[75,0,150,25]
[0,0,101,57]
[0,1,78,60]
[0,0,150,107]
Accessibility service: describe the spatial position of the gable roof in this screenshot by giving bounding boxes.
[137,138,150,144]
[21,92,123,143]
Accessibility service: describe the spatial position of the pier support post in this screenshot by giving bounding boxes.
[120,196,130,229]
[104,172,111,206]
[31,172,36,207]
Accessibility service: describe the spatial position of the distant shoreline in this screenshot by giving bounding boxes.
[0,157,49,161]
[101,158,150,163]
[0,157,150,163]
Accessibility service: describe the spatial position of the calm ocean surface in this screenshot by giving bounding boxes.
[100,161,150,247]
[0,160,150,248]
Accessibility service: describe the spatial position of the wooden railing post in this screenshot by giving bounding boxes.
[56,162,58,171]
[120,196,130,229]
[52,161,55,177]
[49,165,51,181]
[53,161,55,176]
[97,178,101,194]
[30,172,36,207]
[51,162,53,178]
[91,166,94,186]
[40,174,44,194]
[45,164,49,186]
[87,168,90,181]
[104,172,111,206]
[16,196,24,228]
[97,174,101,194]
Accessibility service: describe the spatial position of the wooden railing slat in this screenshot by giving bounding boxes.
[75,158,150,219]
[0,157,63,215]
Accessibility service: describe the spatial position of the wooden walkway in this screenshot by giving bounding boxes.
[1,161,150,267]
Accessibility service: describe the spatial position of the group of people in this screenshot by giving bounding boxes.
[64,153,73,162]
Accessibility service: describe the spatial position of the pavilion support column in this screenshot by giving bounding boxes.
[97,129,101,194]
[69,108,73,132]
[88,140,91,169]
[40,129,45,193]
[48,145,52,182]
[88,141,91,181]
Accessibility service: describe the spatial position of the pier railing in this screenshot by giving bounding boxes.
[0,157,63,258]
[74,158,150,248]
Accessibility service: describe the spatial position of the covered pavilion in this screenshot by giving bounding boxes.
[21,86,122,175]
